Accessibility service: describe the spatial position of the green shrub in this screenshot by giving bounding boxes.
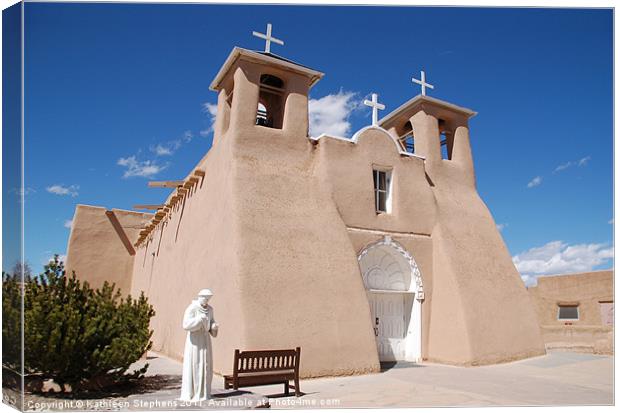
[2,270,22,372]
[18,255,155,391]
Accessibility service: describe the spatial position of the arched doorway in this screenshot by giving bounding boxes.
[358,236,423,362]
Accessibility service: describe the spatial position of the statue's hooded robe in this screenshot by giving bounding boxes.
[180,300,217,402]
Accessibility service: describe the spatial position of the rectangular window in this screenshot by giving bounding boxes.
[558,305,579,320]
[373,169,392,214]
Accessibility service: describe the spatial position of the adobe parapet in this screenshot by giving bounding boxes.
[310,125,426,160]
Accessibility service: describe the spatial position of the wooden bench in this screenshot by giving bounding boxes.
[224,347,301,397]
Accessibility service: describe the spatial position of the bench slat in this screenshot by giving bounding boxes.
[236,349,299,373]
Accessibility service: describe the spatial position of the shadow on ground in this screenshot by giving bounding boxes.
[380,361,424,372]
[22,374,183,400]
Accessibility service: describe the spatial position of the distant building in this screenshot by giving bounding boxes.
[528,270,613,354]
[65,40,546,377]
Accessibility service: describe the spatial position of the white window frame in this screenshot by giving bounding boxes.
[373,168,393,214]
[557,305,579,321]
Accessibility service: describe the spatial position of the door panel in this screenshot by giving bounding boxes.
[370,293,406,361]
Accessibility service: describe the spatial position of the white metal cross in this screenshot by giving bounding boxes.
[411,70,434,96]
[363,93,385,126]
[252,23,284,54]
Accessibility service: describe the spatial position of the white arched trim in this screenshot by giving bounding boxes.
[357,235,424,362]
[310,126,426,160]
[358,235,424,299]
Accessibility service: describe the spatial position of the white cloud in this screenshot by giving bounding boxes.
[147,130,196,157]
[149,139,182,156]
[46,184,79,197]
[64,219,73,229]
[578,155,591,167]
[553,155,591,173]
[609,219,614,225]
[526,176,542,188]
[496,223,508,232]
[117,156,167,178]
[520,273,539,287]
[553,161,573,173]
[308,91,359,138]
[200,102,218,136]
[513,240,614,286]
[183,130,194,143]
[151,144,174,156]
[46,254,67,265]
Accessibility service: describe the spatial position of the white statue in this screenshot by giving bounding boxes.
[180,289,219,402]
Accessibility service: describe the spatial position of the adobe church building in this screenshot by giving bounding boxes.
[65,33,548,378]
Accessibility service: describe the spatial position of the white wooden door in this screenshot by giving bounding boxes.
[369,292,406,361]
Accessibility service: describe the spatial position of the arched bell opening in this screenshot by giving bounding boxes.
[395,120,415,155]
[256,74,285,129]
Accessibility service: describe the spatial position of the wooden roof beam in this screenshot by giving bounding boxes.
[148,180,184,188]
[134,204,164,210]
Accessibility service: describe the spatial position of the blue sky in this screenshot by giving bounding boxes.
[8,3,614,283]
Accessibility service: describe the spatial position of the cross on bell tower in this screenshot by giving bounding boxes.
[412,70,434,96]
[252,23,284,54]
[363,93,385,126]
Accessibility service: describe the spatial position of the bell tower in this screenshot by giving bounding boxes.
[380,94,477,188]
[209,40,323,145]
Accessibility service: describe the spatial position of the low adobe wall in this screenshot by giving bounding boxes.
[540,325,613,355]
[528,271,614,354]
[65,205,152,294]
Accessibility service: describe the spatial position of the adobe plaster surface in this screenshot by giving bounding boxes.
[528,270,614,326]
[528,270,614,354]
[65,205,152,294]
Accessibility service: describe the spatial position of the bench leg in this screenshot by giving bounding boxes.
[294,377,301,397]
[284,381,290,396]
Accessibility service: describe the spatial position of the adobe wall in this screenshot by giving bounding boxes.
[528,270,613,325]
[527,271,613,354]
[313,129,436,360]
[427,186,546,365]
[428,142,544,363]
[540,326,612,354]
[65,205,151,294]
[213,63,380,377]
[128,126,248,376]
[411,109,544,365]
